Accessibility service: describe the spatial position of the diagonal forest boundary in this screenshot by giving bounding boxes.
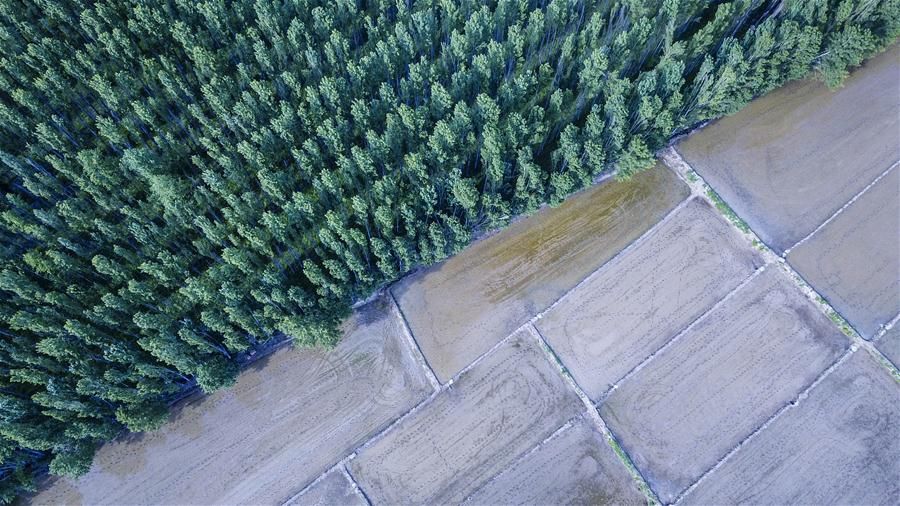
[0,0,897,501]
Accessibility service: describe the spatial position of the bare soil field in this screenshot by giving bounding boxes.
[349,327,584,504]
[289,471,367,506]
[682,351,900,505]
[392,164,689,382]
[536,197,763,399]
[677,44,900,253]
[465,416,644,505]
[30,296,431,505]
[788,168,899,339]
[599,267,849,503]
[876,325,900,368]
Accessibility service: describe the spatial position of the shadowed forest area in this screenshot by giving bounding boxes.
[0,0,897,501]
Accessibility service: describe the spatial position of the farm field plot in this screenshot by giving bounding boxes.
[682,351,900,505]
[536,197,763,399]
[677,44,900,253]
[288,471,367,506]
[787,167,900,339]
[348,327,584,505]
[875,325,900,369]
[465,416,644,505]
[599,267,849,503]
[392,164,688,382]
[29,296,431,506]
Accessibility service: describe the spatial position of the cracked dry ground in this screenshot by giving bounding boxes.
[30,45,900,506]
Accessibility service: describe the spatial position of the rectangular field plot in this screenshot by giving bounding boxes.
[677,44,900,253]
[682,351,900,505]
[875,325,900,369]
[788,168,899,339]
[465,417,645,505]
[349,327,583,504]
[599,267,849,503]
[30,296,431,506]
[536,198,763,399]
[392,164,689,382]
[288,470,367,506]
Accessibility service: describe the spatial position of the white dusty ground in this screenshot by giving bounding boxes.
[30,46,900,506]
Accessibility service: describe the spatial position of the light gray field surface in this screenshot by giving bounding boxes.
[599,268,849,503]
[29,296,430,506]
[392,164,689,382]
[682,351,900,505]
[289,471,367,506]
[677,44,900,253]
[788,168,900,339]
[536,198,763,399]
[465,417,645,506]
[349,328,584,505]
[875,325,900,368]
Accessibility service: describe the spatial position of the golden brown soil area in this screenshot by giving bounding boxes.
[393,163,689,382]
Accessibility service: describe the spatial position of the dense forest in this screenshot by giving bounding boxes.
[0,0,896,500]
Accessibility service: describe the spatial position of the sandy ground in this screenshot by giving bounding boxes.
[465,416,645,505]
[677,44,900,253]
[392,163,689,382]
[536,197,764,399]
[788,167,899,338]
[681,350,900,505]
[600,267,849,503]
[875,325,900,368]
[349,327,584,504]
[289,471,367,506]
[30,296,430,505]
